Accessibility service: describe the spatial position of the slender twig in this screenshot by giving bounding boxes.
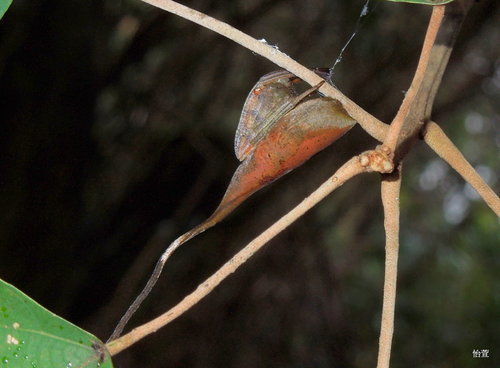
[376,167,402,368]
[384,6,445,151]
[139,0,388,141]
[424,121,500,215]
[106,156,367,355]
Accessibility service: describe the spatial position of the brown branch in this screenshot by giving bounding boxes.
[139,0,388,141]
[376,3,476,366]
[377,166,402,368]
[384,6,445,152]
[106,155,369,355]
[388,1,472,162]
[424,121,500,215]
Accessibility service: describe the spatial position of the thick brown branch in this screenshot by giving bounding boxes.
[388,1,472,160]
[384,6,445,151]
[424,121,500,215]
[377,167,402,368]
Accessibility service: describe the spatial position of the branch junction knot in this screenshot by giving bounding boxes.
[359,145,394,174]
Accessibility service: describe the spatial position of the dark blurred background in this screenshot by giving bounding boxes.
[0,0,498,367]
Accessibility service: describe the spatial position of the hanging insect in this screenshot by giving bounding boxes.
[109,69,357,340]
[236,68,332,162]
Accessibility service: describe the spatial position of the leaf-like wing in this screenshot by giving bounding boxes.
[218,97,357,223]
[234,70,299,161]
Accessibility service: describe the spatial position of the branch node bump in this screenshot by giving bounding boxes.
[359,146,394,174]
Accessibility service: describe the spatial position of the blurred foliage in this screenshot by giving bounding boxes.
[0,0,12,20]
[0,0,498,367]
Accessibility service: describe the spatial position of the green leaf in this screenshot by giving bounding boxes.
[383,0,455,5]
[0,279,113,368]
[0,0,13,20]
